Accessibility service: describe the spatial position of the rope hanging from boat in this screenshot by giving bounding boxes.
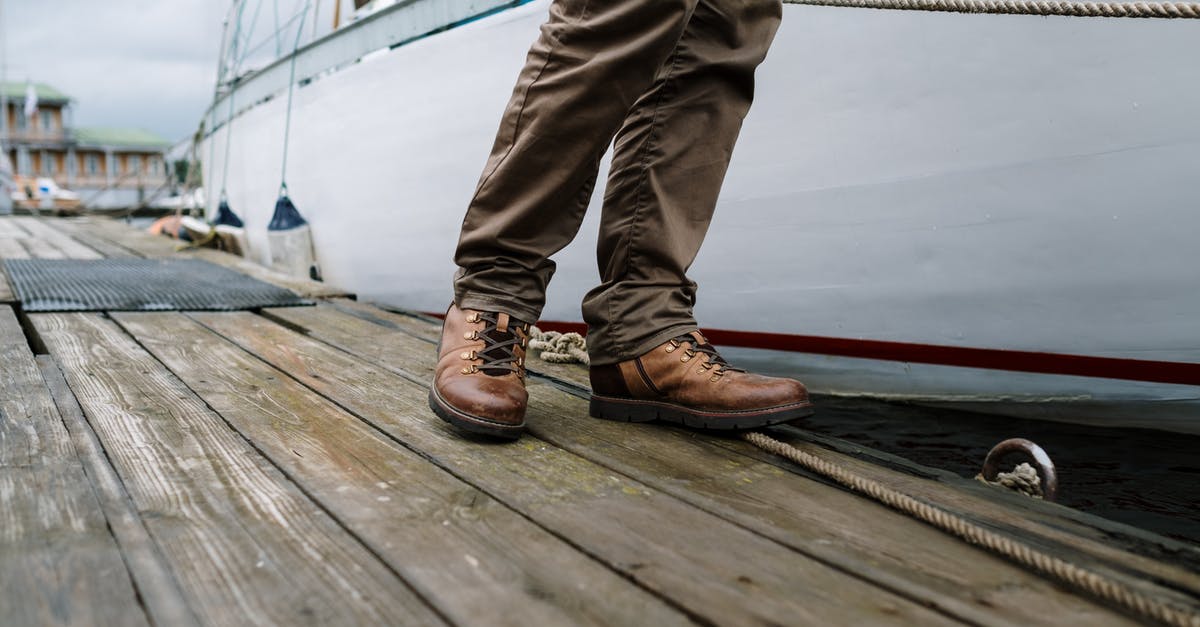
[277,1,311,196]
[741,431,1200,627]
[780,0,1200,18]
[216,1,249,208]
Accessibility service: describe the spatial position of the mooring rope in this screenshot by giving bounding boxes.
[521,330,1195,622]
[742,431,1200,627]
[978,461,1044,498]
[780,0,1200,17]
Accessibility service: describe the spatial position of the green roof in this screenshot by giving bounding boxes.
[73,127,171,150]
[0,82,71,103]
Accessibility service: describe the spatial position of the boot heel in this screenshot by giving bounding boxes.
[590,395,658,423]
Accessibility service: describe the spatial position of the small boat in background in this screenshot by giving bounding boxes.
[196,0,1200,433]
[11,175,82,214]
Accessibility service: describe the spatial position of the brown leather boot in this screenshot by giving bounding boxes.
[429,304,531,440]
[589,331,814,430]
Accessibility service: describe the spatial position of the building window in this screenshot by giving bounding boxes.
[128,155,141,174]
[15,110,26,130]
[43,155,55,175]
[86,154,99,175]
[40,110,53,132]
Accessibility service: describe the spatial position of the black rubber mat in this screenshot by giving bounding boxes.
[2,258,312,312]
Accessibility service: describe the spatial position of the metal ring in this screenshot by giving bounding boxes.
[981,438,1058,501]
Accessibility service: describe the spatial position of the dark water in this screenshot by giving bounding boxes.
[796,394,1200,545]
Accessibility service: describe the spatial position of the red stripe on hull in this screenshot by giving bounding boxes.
[512,319,1200,386]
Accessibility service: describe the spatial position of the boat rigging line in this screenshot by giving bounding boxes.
[211,0,256,227]
[277,0,310,197]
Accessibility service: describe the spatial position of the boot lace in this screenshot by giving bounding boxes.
[668,334,744,381]
[469,312,528,376]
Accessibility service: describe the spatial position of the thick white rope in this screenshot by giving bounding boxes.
[743,431,1200,627]
[781,0,1200,18]
[528,326,590,365]
[978,462,1044,499]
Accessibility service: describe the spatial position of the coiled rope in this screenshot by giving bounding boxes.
[780,0,1200,18]
[978,462,1044,498]
[742,431,1200,627]
[529,327,591,365]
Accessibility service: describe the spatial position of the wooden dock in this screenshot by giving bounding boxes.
[2,215,1198,626]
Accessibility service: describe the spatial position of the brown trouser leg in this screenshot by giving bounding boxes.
[454,0,782,365]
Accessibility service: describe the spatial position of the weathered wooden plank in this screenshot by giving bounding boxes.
[317,300,1200,597]
[224,310,965,625]
[333,298,591,388]
[15,235,65,259]
[32,312,445,626]
[0,306,149,627]
[0,248,15,304]
[11,217,104,259]
[49,219,139,258]
[74,217,352,298]
[0,216,30,237]
[262,304,1149,625]
[70,217,179,257]
[117,311,694,627]
[37,356,199,627]
[0,237,31,260]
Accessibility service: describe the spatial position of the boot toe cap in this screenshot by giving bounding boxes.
[439,375,528,425]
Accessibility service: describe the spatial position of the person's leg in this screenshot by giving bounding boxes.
[583,0,783,364]
[584,0,814,430]
[437,0,701,439]
[453,0,698,325]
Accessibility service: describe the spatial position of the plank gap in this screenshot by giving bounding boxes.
[34,311,445,625]
[193,311,709,624]
[267,302,1198,621]
[125,311,699,626]
[14,305,49,355]
[232,308,1091,625]
[36,355,200,627]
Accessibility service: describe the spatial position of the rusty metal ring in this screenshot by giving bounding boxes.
[981,438,1058,501]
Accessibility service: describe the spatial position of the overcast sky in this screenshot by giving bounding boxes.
[3,0,333,144]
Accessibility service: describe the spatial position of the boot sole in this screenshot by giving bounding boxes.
[428,385,524,441]
[590,394,814,430]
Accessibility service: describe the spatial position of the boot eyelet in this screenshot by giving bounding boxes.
[465,313,480,323]
[665,345,676,353]
[710,375,721,382]
[464,331,478,340]
[461,366,477,375]
[680,355,691,362]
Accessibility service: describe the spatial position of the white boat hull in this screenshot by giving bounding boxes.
[201,1,1200,431]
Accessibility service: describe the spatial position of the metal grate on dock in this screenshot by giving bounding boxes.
[2,258,311,312]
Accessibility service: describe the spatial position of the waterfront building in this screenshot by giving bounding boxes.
[1,82,172,209]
